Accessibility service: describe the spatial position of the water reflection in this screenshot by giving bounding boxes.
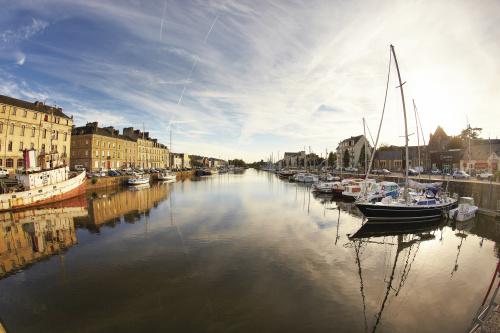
[0,195,87,279]
[0,170,499,332]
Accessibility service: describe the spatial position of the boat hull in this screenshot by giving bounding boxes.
[0,171,86,211]
[355,201,456,222]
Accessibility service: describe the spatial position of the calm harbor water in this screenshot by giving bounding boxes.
[0,169,499,332]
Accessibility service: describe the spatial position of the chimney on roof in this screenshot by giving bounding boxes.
[58,108,62,112]
[86,121,98,130]
[144,132,150,139]
[114,130,119,136]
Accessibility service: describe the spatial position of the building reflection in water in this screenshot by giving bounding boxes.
[74,181,174,233]
[0,195,88,279]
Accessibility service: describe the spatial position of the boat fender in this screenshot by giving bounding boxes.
[381,185,386,191]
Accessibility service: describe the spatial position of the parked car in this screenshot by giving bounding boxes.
[452,171,470,180]
[476,171,493,181]
[381,169,391,175]
[108,170,120,176]
[431,169,442,175]
[91,171,103,177]
[126,169,135,175]
[74,165,85,172]
[404,169,419,176]
[0,166,9,178]
[86,172,93,179]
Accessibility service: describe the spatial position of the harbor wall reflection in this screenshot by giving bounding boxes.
[0,196,88,278]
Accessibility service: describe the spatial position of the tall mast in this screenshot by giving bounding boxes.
[413,100,421,181]
[363,118,367,175]
[390,44,410,203]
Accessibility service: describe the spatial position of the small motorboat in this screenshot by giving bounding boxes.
[447,196,478,222]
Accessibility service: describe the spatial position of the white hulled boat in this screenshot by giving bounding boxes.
[447,196,478,222]
[1,149,86,211]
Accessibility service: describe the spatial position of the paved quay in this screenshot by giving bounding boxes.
[474,306,500,332]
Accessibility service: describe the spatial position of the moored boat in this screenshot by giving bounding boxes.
[158,171,177,181]
[128,173,150,186]
[446,196,478,222]
[1,149,86,211]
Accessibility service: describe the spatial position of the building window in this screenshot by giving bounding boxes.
[118,152,120,158]
[31,127,35,137]
[96,140,99,147]
[23,110,27,117]
[30,143,34,149]
[108,142,110,148]
[33,112,37,119]
[9,124,14,135]
[6,159,13,168]
[43,129,46,138]
[112,152,115,158]
[41,144,45,153]
[85,140,88,146]
[0,123,3,134]
[19,142,23,151]
[1,106,5,113]
[21,125,25,136]
[12,108,16,115]
[95,150,99,157]
[85,150,88,157]
[17,159,23,168]
[113,143,115,148]
[102,141,105,147]
[56,131,59,140]
[102,151,104,157]
[8,142,12,152]
[66,119,68,125]
[64,133,67,141]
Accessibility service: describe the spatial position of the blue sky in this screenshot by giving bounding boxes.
[1,0,499,163]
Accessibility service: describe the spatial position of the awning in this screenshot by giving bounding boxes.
[475,163,488,168]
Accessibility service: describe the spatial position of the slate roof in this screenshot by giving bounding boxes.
[0,94,71,119]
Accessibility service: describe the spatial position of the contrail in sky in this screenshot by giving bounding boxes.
[177,14,219,106]
[159,0,167,40]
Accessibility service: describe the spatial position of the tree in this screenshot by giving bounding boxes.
[358,144,370,170]
[459,125,482,141]
[379,143,391,151]
[328,152,337,169]
[343,149,350,169]
[447,136,462,149]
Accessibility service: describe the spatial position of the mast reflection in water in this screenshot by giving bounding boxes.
[0,170,498,332]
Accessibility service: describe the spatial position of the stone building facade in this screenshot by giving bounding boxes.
[0,94,73,172]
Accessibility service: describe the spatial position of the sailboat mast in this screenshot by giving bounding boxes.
[413,100,421,181]
[390,44,410,203]
[363,118,367,175]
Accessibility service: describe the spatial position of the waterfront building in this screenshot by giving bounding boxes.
[462,139,500,174]
[336,135,372,170]
[283,151,305,168]
[171,153,191,169]
[373,145,427,172]
[71,122,135,171]
[0,94,73,172]
[123,127,170,170]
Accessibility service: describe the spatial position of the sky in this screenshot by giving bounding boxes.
[1,0,499,163]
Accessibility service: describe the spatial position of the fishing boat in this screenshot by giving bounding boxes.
[354,45,457,222]
[446,196,478,222]
[0,149,86,211]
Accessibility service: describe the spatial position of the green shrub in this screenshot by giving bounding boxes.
[494,171,500,182]
[91,176,98,184]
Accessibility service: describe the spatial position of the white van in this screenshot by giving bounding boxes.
[0,166,9,178]
[74,165,85,172]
